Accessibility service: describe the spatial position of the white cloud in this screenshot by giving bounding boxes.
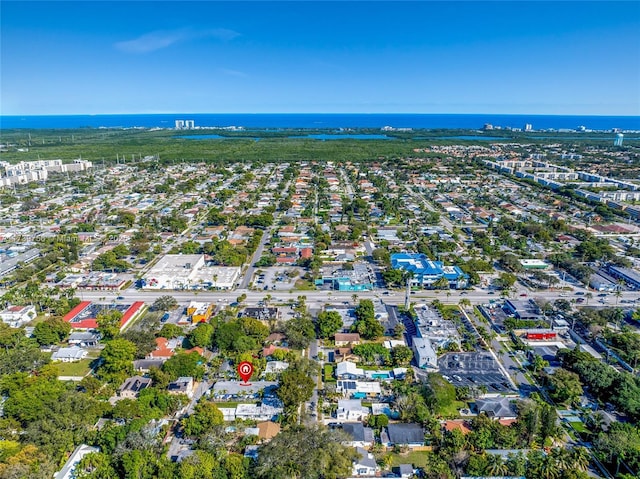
[115,28,240,53]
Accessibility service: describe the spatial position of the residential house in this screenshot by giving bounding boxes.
[336,399,369,422]
[335,333,361,347]
[392,465,415,479]
[133,358,166,372]
[474,397,518,420]
[256,421,281,441]
[264,361,289,374]
[147,337,181,359]
[342,423,375,448]
[234,402,283,421]
[443,420,472,435]
[54,444,100,479]
[335,361,365,380]
[118,376,152,399]
[382,423,425,449]
[336,380,382,398]
[168,377,195,398]
[352,447,378,477]
[68,331,99,348]
[51,346,88,363]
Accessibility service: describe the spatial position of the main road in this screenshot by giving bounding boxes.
[77,287,640,309]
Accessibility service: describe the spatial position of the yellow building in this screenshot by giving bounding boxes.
[187,301,214,324]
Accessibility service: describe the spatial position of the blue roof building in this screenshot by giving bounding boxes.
[391,253,469,289]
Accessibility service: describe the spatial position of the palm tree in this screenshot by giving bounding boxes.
[458,298,472,309]
[485,454,509,477]
[351,293,358,304]
[551,447,572,471]
[538,454,561,479]
[433,276,450,291]
[571,446,591,471]
[585,292,593,305]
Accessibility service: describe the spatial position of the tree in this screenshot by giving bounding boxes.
[486,454,509,477]
[284,316,315,349]
[162,352,205,381]
[187,323,214,348]
[425,373,457,415]
[254,425,357,479]
[372,248,391,265]
[530,354,550,373]
[98,338,136,381]
[382,268,404,287]
[158,323,183,339]
[121,328,158,359]
[32,317,71,345]
[545,368,583,406]
[151,296,178,312]
[367,414,389,429]
[391,345,414,366]
[352,299,384,340]
[76,452,118,478]
[182,401,224,438]
[496,273,517,291]
[96,309,123,340]
[316,311,343,339]
[277,365,315,417]
[433,276,450,290]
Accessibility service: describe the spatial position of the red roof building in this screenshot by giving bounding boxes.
[63,301,145,330]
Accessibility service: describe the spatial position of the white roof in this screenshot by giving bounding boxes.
[336,361,364,377]
[52,346,87,360]
[54,444,99,479]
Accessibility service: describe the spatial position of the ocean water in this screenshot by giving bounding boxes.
[1,113,639,131]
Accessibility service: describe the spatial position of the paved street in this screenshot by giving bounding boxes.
[80,287,640,309]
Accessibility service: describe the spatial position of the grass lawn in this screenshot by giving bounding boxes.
[55,359,92,377]
[568,421,590,434]
[294,279,316,291]
[381,451,430,468]
[324,364,336,382]
[437,400,467,418]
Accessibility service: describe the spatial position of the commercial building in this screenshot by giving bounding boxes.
[186,301,214,323]
[142,254,240,290]
[412,337,437,369]
[519,259,550,270]
[607,265,640,290]
[63,301,145,330]
[503,300,541,320]
[0,304,36,328]
[391,253,469,289]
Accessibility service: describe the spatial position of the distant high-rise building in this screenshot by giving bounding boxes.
[524,124,533,132]
[175,120,195,130]
[483,123,493,131]
[614,134,624,147]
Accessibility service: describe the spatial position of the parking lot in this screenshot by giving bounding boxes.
[439,352,515,393]
[252,266,303,291]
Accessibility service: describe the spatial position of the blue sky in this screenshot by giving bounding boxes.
[1,1,639,115]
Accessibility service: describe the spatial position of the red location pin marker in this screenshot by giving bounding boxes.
[238,361,254,385]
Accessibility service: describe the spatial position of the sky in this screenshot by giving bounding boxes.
[1,1,639,115]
